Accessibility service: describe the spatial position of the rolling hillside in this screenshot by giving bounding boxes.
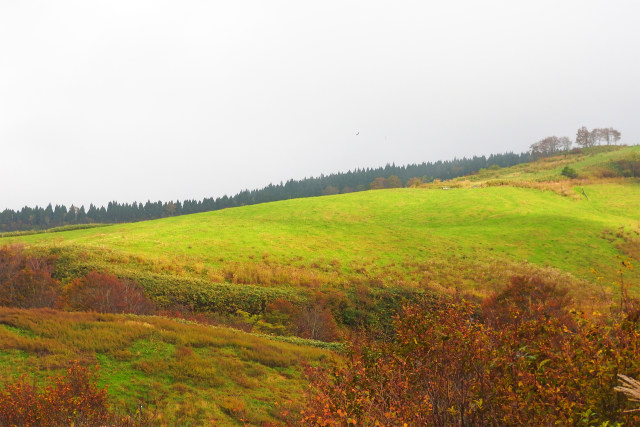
[1,145,639,425]
[3,147,639,302]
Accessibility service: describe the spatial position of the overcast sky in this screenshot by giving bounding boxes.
[1,1,638,210]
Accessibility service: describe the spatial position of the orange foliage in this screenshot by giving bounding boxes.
[0,361,112,426]
[481,275,574,329]
[304,277,640,425]
[61,271,155,314]
[294,295,340,342]
[0,244,59,308]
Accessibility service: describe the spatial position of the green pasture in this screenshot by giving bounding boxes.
[3,179,639,296]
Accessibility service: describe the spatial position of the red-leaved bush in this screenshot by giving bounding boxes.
[0,244,59,308]
[61,271,155,315]
[0,361,112,426]
[303,276,640,426]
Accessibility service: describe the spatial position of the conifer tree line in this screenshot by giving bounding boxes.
[1,152,531,232]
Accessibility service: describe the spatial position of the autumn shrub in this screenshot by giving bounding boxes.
[0,244,59,308]
[561,166,578,179]
[253,298,299,336]
[61,271,155,314]
[481,275,574,329]
[295,295,340,342]
[0,361,112,426]
[615,156,640,177]
[303,300,486,425]
[303,277,640,426]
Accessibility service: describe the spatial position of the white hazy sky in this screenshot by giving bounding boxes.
[1,1,639,210]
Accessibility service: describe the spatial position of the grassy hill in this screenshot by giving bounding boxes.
[458,144,640,183]
[1,145,639,425]
[3,146,639,302]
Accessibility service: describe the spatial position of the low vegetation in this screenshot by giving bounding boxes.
[0,361,113,426]
[0,307,334,425]
[303,276,640,425]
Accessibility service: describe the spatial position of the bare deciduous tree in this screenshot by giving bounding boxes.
[530,136,572,156]
[558,136,573,151]
[576,126,591,147]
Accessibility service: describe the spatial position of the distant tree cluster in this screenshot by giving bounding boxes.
[1,152,531,233]
[530,127,622,157]
[529,136,573,156]
[576,126,621,147]
[368,174,403,190]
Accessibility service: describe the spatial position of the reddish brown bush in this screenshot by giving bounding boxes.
[481,275,574,329]
[62,271,155,314]
[295,295,340,342]
[0,244,59,308]
[304,278,640,425]
[0,361,111,426]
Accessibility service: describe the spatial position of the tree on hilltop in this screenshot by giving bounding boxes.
[558,136,573,151]
[530,136,572,157]
[576,126,592,147]
[602,127,622,145]
[576,126,621,147]
[386,175,403,188]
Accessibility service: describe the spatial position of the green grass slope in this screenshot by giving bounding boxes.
[3,148,639,302]
[462,145,640,183]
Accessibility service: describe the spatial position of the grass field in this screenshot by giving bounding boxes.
[3,176,639,299]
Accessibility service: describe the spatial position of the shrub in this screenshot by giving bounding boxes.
[0,244,59,308]
[62,271,155,314]
[616,156,640,177]
[481,275,574,329]
[0,361,112,426]
[304,278,640,425]
[560,166,578,179]
[295,295,340,342]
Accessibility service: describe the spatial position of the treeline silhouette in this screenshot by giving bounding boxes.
[1,151,530,232]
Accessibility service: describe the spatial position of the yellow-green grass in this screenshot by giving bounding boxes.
[2,179,639,300]
[0,307,335,425]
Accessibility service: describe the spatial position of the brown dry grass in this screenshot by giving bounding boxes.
[616,375,640,412]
